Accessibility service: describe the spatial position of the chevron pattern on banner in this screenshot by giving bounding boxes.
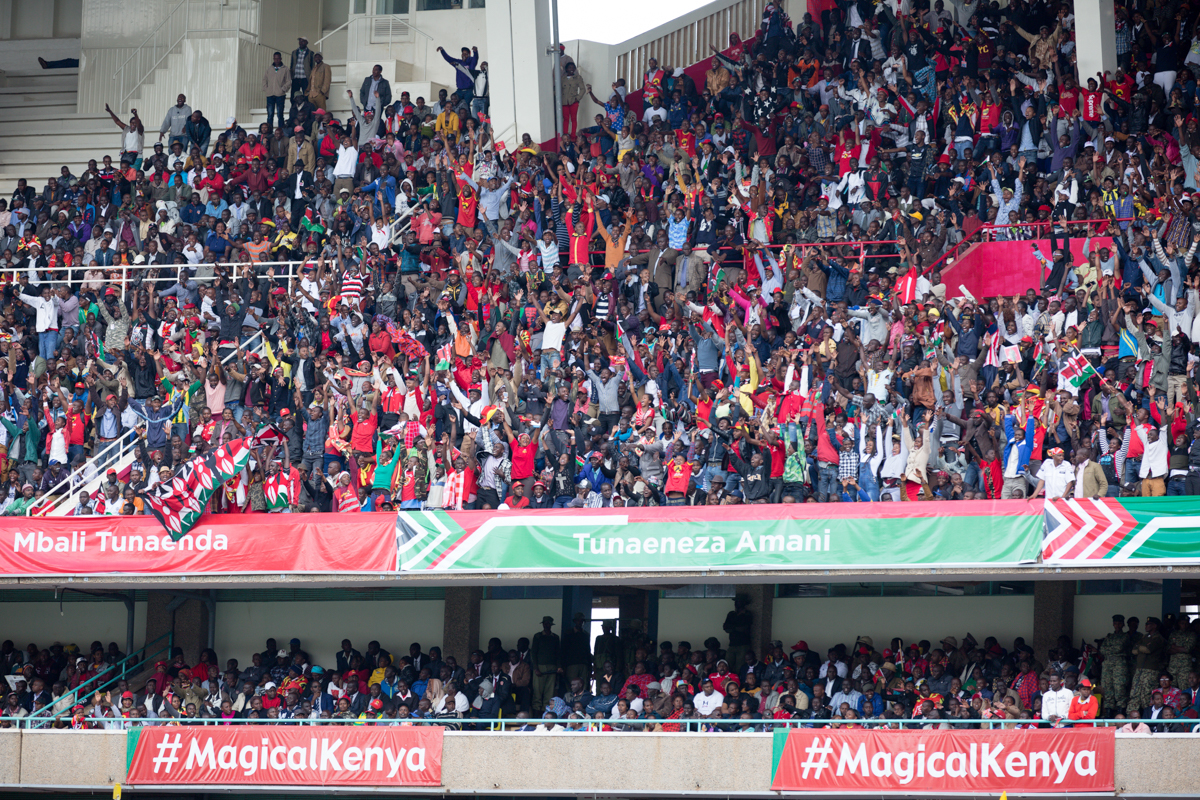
[1043,498,1200,564]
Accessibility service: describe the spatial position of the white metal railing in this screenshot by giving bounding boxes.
[28,329,266,518]
[613,0,759,91]
[113,0,261,107]
[315,19,352,53]
[30,432,140,517]
[343,14,436,79]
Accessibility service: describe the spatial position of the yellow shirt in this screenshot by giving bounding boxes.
[436,110,461,138]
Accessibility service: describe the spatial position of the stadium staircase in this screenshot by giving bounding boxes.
[0,68,114,196]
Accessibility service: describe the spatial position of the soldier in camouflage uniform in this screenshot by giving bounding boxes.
[1099,614,1131,715]
[1127,617,1167,716]
[1167,615,1196,690]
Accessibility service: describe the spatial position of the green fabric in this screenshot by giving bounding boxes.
[371,437,400,491]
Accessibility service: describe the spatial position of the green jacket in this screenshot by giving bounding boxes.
[1,416,42,464]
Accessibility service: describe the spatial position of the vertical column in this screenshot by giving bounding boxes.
[735,584,775,662]
[1032,581,1076,664]
[1162,579,1182,621]
[1074,0,1117,83]
[442,586,482,665]
[144,592,210,664]
[561,585,593,628]
[483,0,557,148]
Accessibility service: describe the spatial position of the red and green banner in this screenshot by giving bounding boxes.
[396,501,1044,572]
[0,513,399,575]
[126,726,442,786]
[770,728,1114,794]
[1044,498,1200,565]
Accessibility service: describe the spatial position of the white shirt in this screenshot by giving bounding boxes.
[1037,459,1075,499]
[541,320,566,351]
[1040,687,1074,722]
[333,144,358,178]
[299,277,322,312]
[18,293,60,332]
[693,689,724,716]
[642,106,668,125]
[1137,426,1170,478]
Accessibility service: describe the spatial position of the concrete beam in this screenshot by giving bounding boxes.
[9,729,1200,796]
[6,564,1197,591]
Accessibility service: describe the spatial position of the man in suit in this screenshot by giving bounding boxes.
[1073,447,1109,498]
[280,160,314,229]
[286,128,316,174]
[289,37,314,119]
[308,51,332,112]
[359,64,392,116]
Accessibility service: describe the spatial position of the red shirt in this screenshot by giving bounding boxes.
[350,413,378,452]
[664,460,692,494]
[1080,89,1103,122]
[1057,86,1079,116]
[767,439,786,478]
[509,437,536,479]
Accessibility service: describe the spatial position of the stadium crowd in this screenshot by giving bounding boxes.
[2,606,1197,731]
[1,0,1200,519]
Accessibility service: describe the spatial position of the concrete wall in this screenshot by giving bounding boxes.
[7,729,1200,796]
[0,601,148,655]
[214,599,445,668]
[483,0,554,147]
[479,598,558,652]
[660,598,736,651]
[7,0,81,39]
[773,595,1036,657]
[1074,593,1163,646]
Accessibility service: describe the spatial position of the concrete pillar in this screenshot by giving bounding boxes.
[483,0,557,148]
[1032,581,1075,664]
[1074,0,1117,85]
[442,586,482,665]
[144,592,210,666]
[1162,579,1182,621]
[561,585,593,629]
[617,590,646,634]
[735,584,775,659]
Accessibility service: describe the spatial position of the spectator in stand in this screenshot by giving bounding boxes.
[2,3,1200,522]
[263,51,292,133]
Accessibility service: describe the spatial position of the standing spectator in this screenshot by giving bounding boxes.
[104,104,143,167]
[157,94,191,147]
[359,64,392,116]
[263,51,291,133]
[308,51,332,112]
[561,62,586,140]
[437,45,479,104]
[289,37,314,119]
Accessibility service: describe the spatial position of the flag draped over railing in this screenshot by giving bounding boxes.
[141,426,283,540]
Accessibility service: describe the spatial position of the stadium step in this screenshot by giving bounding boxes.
[0,87,78,108]
[0,69,79,90]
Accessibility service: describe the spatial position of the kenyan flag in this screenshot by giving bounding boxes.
[142,426,283,540]
[264,473,291,510]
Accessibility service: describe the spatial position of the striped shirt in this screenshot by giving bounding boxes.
[341,271,367,304]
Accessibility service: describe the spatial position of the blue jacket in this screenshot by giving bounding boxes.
[946,309,985,358]
[575,462,611,489]
[441,50,478,91]
[361,175,398,217]
[1002,415,1036,477]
